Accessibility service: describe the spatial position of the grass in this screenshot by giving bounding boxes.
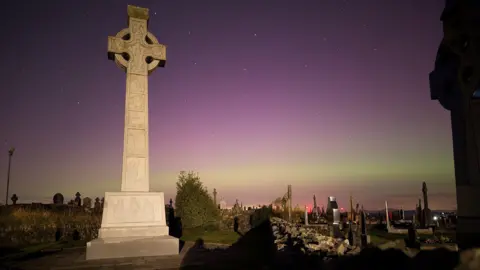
[181,227,240,245]
[0,240,87,261]
[368,229,457,246]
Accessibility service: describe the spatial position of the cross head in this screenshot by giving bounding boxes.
[107,5,166,76]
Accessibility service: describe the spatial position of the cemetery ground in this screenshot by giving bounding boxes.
[0,227,240,261]
[0,208,462,270]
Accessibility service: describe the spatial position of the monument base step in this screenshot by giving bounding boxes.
[86,235,179,260]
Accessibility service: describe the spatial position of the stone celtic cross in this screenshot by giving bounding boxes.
[107,5,166,192]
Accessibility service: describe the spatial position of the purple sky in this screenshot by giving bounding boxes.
[0,0,455,210]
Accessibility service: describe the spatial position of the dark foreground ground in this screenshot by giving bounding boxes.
[0,221,477,270]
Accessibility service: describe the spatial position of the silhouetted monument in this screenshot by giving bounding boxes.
[10,194,18,205]
[213,188,217,207]
[349,194,354,222]
[359,206,368,249]
[422,182,431,227]
[86,5,177,260]
[287,185,292,222]
[83,197,92,209]
[429,0,480,249]
[5,147,15,206]
[53,193,64,205]
[385,201,391,230]
[327,196,342,238]
[312,194,319,219]
[93,197,101,213]
[417,198,423,228]
[74,192,81,207]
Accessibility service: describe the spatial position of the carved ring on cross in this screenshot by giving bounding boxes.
[110,28,163,74]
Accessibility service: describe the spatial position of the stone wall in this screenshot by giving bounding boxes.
[0,205,175,247]
[0,207,101,247]
[0,205,275,247]
[218,209,253,233]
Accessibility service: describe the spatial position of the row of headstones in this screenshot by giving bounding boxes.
[6,193,103,211]
[52,192,104,212]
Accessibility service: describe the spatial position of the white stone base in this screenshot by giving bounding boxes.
[99,191,169,238]
[86,235,179,260]
[99,225,169,238]
[86,191,179,260]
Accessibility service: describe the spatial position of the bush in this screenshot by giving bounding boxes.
[174,171,220,229]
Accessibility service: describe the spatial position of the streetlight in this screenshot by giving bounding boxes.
[5,147,15,206]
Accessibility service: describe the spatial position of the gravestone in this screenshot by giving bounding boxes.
[83,197,92,209]
[347,223,356,246]
[10,194,18,205]
[305,206,310,225]
[385,201,391,231]
[213,188,217,207]
[86,5,177,260]
[327,196,342,238]
[93,197,101,213]
[53,193,64,205]
[422,182,431,227]
[359,208,369,249]
[74,192,81,207]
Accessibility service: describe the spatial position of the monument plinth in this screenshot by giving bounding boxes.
[86,5,178,260]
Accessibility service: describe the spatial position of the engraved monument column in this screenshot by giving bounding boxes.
[86,5,179,260]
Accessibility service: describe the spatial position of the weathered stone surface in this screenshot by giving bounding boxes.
[86,235,179,260]
[269,217,352,256]
[86,4,176,260]
[98,192,169,239]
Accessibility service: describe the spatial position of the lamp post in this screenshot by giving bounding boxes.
[5,147,15,206]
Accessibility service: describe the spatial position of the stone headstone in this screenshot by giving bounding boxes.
[93,197,101,213]
[86,5,178,261]
[304,205,309,226]
[406,226,419,248]
[53,193,64,205]
[213,188,217,207]
[326,196,340,225]
[10,194,18,205]
[347,223,356,246]
[83,197,92,209]
[360,209,369,249]
[74,192,82,207]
